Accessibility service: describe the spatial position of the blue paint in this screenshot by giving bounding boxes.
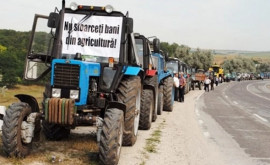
[152,53,173,83]
[123,66,141,76]
[51,59,100,105]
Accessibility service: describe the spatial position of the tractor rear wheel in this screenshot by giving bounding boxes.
[144,76,158,122]
[99,108,124,165]
[42,121,70,140]
[2,102,32,158]
[117,76,141,146]
[157,85,164,115]
[139,89,154,130]
[163,77,174,112]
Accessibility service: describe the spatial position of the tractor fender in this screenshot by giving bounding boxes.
[15,94,40,113]
[146,70,157,76]
[107,101,127,117]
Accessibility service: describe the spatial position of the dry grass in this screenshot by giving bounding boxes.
[213,54,270,65]
[0,131,100,165]
[0,84,44,107]
[0,84,100,164]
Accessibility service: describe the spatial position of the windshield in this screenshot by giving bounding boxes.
[166,61,178,73]
[61,13,123,62]
[213,66,219,73]
[135,38,143,56]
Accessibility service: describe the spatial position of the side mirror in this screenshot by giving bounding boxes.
[153,38,160,53]
[126,18,133,34]
[164,52,169,61]
[48,12,59,28]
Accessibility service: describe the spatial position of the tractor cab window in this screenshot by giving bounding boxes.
[135,38,143,56]
[135,38,144,67]
[24,15,53,80]
[166,61,179,74]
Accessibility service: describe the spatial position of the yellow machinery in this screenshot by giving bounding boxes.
[209,64,224,78]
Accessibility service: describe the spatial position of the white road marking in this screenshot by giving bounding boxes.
[203,132,210,138]
[253,114,268,122]
[195,92,204,101]
[195,108,200,116]
[247,83,270,101]
[233,101,238,105]
[225,95,228,98]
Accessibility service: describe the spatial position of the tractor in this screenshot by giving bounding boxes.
[166,58,190,93]
[1,1,144,165]
[134,34,174,130]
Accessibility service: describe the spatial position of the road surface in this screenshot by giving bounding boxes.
[199,80,270,165]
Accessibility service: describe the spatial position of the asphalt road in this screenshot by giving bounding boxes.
[198,79,270,165]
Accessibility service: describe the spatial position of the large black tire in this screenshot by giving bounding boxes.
[2,102,32,158]
[117,76,141,146]
[42,121,70,140]
[163,77,174,112]
[144,76,158,122]
[157,85,164,115]
[99,108,124,165]
[139,89,154,130]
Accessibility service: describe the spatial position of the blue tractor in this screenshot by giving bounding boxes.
[2,1,143,165]
[135,34,174,130]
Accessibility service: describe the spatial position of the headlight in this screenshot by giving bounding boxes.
[70,90,79,99]
[52,88,61,98]
[105,5,113,13]
[70,2,78,11]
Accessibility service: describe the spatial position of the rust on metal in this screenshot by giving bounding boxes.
[68,99,75,125]
[58,99,62,124]
[53,98,58,123]
[65,99,69,125]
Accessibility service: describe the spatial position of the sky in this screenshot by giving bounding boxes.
[1,0,270,51]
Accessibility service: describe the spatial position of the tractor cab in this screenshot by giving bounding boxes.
[24,2,140,104]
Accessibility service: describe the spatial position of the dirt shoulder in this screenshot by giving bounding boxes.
[119,90,226,165]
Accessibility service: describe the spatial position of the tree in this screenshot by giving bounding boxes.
[222,56,256,74]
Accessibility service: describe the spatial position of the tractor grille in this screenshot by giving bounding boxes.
[53,63,80,88]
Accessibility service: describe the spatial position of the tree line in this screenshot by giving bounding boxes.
[161,42,270,75]
[0,29,269,88]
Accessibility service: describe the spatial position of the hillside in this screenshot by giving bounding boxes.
[213,50,270,65]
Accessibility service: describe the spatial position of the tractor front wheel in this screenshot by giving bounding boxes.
[2,102,32,158]
[139,89,154,130]
[157,85,164,115]
[163,77,174,112]
[42,121,70,141]
[99,108,124,165]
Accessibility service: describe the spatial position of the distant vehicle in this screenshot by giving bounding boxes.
[191,69,206,90]
[231,72,237,81]
[209,64,224,78]
[260,72,264,80]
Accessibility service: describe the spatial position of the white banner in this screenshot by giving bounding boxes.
[62,13,123,58]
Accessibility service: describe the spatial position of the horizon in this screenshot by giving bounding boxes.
[1,0,270,52]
